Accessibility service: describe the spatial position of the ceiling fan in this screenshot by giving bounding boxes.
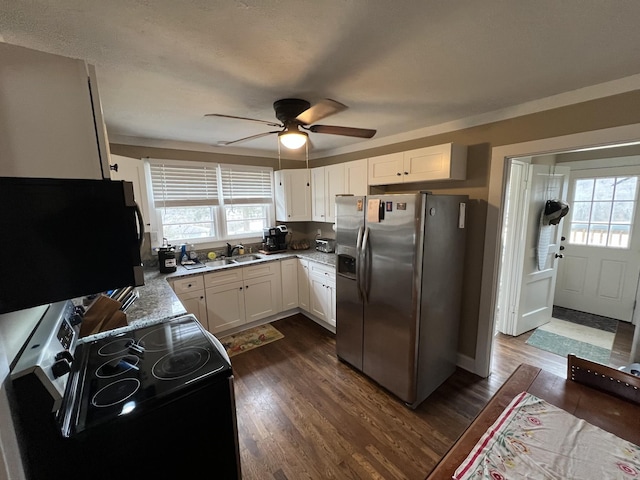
[205,98,376,149]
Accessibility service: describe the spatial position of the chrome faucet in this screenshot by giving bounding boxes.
[226,243,243,257]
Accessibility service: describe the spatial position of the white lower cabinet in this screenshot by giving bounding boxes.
[171,257,336,336]
[308,262,336,327]
[297,258,310,312]
[172,275,208,330]
[281,258,299,310]
[204,262,282,334]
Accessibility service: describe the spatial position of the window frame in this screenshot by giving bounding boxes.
[567,174,639,249]
[146,159,274,247]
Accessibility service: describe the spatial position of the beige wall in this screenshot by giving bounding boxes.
[110,89,640,360]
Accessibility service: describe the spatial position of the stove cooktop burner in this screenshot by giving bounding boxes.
[152,347,210,380]
[91,378,141,408]
[98,338,135,356]
[96,355,141,378]
[137,325,194,353]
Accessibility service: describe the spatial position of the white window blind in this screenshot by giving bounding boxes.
[220,165,273,205]
[149,163,219,207]
[146,159,274,244]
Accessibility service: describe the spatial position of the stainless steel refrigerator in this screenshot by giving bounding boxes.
[335,193,467,408]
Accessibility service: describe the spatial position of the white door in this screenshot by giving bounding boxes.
[496,160,529,334]
[506,164,570,336]
[555,167,640,322]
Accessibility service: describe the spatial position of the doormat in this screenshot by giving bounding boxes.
[526,328,611,365]
[219,324,284,357]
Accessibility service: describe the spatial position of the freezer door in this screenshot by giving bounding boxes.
[335,196,365,369]
[361,193,424,404]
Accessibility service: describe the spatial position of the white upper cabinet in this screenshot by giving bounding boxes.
[312,164,346,223]
[275,169,312,222]
[311,167,327,222]
[368,143,467,185]
[344,158,368,196]
[311,160,366,223]
[0,43,111,179]
[109,155,152,228]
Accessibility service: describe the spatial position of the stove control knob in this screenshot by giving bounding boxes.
[55,350,74,363]
[51,359,71,378]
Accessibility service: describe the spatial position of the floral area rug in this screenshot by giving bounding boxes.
[219,324,284,357]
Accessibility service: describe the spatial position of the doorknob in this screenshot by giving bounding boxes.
[555,253,564,258]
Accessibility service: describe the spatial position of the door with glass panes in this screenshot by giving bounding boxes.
[555,168,640,321]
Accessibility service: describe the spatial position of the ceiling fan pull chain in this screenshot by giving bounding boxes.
[278,140,282,171]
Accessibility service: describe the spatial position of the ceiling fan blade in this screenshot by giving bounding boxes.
[296,99,348,125]
[205,113,281,127]
[308,124,376,138]
[216,131,280,146]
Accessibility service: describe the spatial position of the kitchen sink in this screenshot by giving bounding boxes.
[231,254,262,263]
[204,258,237,267]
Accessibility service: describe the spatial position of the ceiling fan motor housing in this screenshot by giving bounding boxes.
[273,98,311,124]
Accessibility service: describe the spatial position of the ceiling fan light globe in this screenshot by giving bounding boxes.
[278,131,308,149]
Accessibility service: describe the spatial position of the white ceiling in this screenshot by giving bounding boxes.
[3,0,640,159]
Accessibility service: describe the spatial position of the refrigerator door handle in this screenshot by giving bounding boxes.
[356,226,364,301]
[361,226,370,302]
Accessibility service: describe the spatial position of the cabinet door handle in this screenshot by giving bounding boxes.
[187,283,192,288]
[239,287,243,290]
[396,172,402,176]
[404,171,409,175]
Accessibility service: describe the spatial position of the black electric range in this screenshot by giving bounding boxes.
[10,301,241,480]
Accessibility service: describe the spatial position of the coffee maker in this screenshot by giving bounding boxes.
[262,225,288,252]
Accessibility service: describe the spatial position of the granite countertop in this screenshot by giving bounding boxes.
[80,250,335,342]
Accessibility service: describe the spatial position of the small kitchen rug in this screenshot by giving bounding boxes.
[220,324,284,357]
[526,325,612,365]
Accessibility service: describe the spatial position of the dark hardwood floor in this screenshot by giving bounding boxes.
[230,314,634,480]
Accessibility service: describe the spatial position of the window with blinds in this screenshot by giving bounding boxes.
[148,160,274,244]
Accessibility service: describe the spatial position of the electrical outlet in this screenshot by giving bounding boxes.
[317,228,322,235]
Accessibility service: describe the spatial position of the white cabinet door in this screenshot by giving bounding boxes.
[308,262,336,325]
[311,167,327,222]
[327,283,336,327]
[177,290,208,330]
[309,274,330,321]
[0,43,108,179]
[244,275,281,322]
[205,281,245,333]
[325,164,345,224]
[281,258,299,310]
[367,144,467,185]
[368,152,404,185]
[109,154,152,229]
[275,169,311,222]
[297,258,310,312]
[345,159,368,196]
[403,143,467,183]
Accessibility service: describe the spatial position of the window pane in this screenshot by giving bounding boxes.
[611,201,634,223]
[608,225,631,248]
[594,178,615,201]
[572,202,591,222]
[224,205,268,237]
[587,224,609,246]
[591,201,612,223]
[569,223,588,244]
[614,177,638,200]
[574,179,594,201]
[569,175,637,250]
[161,206,216,240]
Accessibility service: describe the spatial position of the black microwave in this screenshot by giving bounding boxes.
[0,177,144,314]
